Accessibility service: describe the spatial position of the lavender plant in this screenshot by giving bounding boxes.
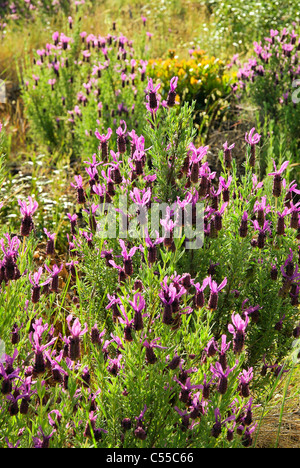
[232,26,300,150]
[1,42,300,449]
[20,14,150,159]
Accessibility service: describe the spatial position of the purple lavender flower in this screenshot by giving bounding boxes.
[268,159,289,198]
[32,426,56,448]
[146,77,161,110]
[160,207,177,249]
[252,219,271,249]
[207,276,227,310]
[159,277,186,325]
[107,354,123,376]
[95,128,112,161]
[118,239,138,276]
[219,175,232,202]
[48,409,63,429]
[66,314,88,361]
[0,361,19,395]
[210,360,238,395]
[67,213,78,235]
[134,405,148,439]
[5,438,21,448]
[192,277,209,309]
[18,196,38,237]
[174,406,191,432]
[216,334,231,370]
[274,313,286,331]
[44,263,63,293]
[238,367,253,397]
[142,337,166,364]
[241,299,263,323]
[85,166,99,189]
[223,141,235,169]
[253,196,271,227]
[116,120,127,154]
[204,337,218,358]
[188,144,208,184]
[129,187,151,226]
[166,76,178,107]
[66,259,79,279]
[280,249,300,283]
[129,292,146,331]
[213,202,228,232]
[0,235,21,282]
[71,175,86,204]
[290,284,300,306]
[3,348,18,375]
[198,373,214,399]
[283,180,300,208]
[108,259,127,284]
[239,211,248,238]
[228,312,249,354]
[242,424,257,447]
[90,323,106,345]
[29,267,49,304]
[288,201,300,229]
[29,319,56,375]
[19,377,36,415]
[44,229,56,256]
[245,127,261,167]
[144,230,163,265]
[276,207,289,235]
[118,304,134,342]
[211,408,223,438]
[174,375,203,404]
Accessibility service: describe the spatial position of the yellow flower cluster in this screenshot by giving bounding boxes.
[147,50,234,104]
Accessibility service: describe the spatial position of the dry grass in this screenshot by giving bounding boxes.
[256,410,300,448]
[254,366,300,448]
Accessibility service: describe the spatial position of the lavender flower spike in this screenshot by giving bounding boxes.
[210,360,238,395]
[245,127,261,167]
[223,141,235,169]
[71,175,86,204]
[167,76,178,107]
[146,77,161,110]
[66,314,88,361]
[95,127,112,161]
[207,276,227,310]
[18,196,38,236]
[129,292,146,331]
[245,127,261,146]
[268,159,289,198]
[119,239,138,276]
[29,267,49,304]
[228,312,249,354]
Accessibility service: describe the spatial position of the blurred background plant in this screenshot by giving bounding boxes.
[200,0,300,54]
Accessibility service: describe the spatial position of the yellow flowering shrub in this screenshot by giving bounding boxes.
[147,50,235,131]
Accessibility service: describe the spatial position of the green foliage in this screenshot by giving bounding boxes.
[201,0,300,52]
[145,101,197,203]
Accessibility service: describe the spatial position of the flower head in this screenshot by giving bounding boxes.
[18,196,38,236]
[245,127,261,146]
[228,312,249,354]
